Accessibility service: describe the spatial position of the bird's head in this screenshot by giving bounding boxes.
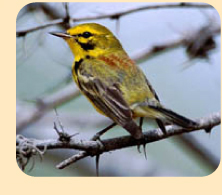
[50,23,123,60]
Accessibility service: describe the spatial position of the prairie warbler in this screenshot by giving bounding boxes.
[51,23,197,139]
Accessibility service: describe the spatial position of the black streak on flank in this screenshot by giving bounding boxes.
[76,40,95,51]
[74,59,83,75]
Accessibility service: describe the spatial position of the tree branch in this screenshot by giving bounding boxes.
[16,19,64,37]
[16,3,213,37]
[70,3,213,22]
[16,112,220,170]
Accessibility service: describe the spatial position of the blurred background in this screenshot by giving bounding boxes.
[16,2,220,176]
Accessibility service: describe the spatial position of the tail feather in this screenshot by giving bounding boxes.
[150,106,197,128]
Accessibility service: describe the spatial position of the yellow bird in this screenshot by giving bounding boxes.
[50,23,197,139]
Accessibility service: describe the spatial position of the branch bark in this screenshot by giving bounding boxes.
[16,112,221,170]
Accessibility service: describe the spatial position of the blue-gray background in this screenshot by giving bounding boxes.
[16,2,220,176]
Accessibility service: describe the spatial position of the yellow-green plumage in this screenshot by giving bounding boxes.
[51,23,197,139]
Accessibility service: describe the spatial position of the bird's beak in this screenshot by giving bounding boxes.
[49,32,73,39]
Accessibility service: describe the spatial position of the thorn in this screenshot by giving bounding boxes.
[69,132,79,138]
[137,145,141,153]
[53,115,77,143]
[205,127,212,134]
[53,122,60,135]
[143,143,147,160]
[63,2,71,28]
[96,155,100,176]
[205,128,212,137]
[54,108,65,133]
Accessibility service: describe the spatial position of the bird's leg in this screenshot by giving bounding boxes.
[156,119,167,135]
[139,117,144,128]
[91,122,116,176]
[91,122,116,141]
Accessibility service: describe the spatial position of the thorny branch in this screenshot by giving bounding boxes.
[16,3,213,37]
[16,112,221,170]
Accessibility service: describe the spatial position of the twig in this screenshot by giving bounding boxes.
[70,3,213,22]
[63,2,71,29]
[16,3,213,37]
[16,112,221,169]
[184,25,220,59]
[16,19,64,37]
[132,39,183,63]
[56,151,88,169]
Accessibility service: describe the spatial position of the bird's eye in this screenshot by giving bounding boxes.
[82,31,92,38]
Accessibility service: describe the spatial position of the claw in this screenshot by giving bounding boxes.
[92,133,100,141]
[95,138,104,150]
[91,123,116,141]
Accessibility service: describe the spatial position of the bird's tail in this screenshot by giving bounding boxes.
[149,105,197,129]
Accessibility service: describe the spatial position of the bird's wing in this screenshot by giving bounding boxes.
[77,73,142,139]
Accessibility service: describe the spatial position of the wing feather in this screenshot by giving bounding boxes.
[79,75,142,139]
